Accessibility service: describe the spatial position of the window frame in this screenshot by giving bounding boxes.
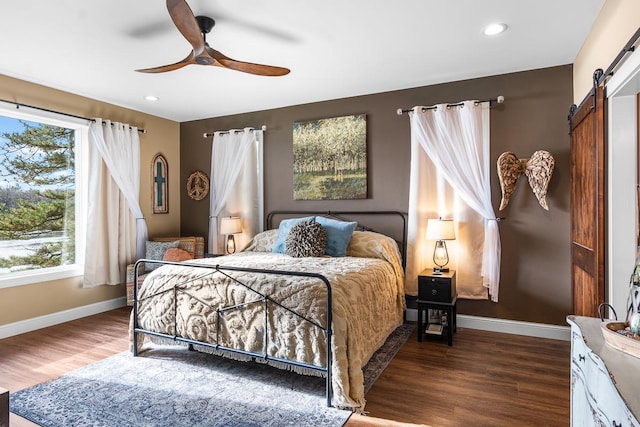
[0,102,88,289]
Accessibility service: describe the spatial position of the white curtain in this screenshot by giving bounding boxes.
[408,101,501,301]
[406,139,487,300]
[208,128,261,253]
[222,130,263,252]
[84,119,148,287]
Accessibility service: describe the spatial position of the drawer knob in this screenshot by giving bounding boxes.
[431,289,438,295]
[579,354,585,362]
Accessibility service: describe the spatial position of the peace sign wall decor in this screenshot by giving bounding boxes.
[186,170,209,201]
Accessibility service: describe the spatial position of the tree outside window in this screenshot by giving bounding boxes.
[0,116,75,274]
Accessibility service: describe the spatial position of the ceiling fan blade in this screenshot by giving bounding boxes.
[135,52,195,73]
[210,48,290,76]
[166,0,205,54]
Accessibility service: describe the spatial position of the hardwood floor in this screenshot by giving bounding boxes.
[357,325,570,427]
[1,308,131,427]
[1,308,570,426]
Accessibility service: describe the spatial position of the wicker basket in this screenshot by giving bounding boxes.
[600,321,640,359]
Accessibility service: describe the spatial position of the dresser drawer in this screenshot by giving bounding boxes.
[418,275,455,302]
[568,316,640,427]
[598,364,637,427]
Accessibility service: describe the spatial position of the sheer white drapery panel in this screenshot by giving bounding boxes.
[208,128,260,254]
[221,130,263,253]
[84,119,147,287]
[406,135,487,299]
[409,102,501,301]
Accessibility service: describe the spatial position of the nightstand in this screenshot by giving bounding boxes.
[417,268,457,346]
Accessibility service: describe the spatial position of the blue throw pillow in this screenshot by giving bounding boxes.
[272,216,316,253]
[315,217,357,257]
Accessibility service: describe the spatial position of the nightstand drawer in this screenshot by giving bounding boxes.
[416,269,457,345]
[418,271,456,303]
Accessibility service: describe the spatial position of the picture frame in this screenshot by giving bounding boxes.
[292,113,367,200]
[151,153,168,214]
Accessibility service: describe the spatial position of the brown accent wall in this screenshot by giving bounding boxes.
[181,65,573,326]
[0,75,180,326]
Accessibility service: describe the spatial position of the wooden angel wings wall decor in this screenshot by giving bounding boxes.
[497,150,555,211]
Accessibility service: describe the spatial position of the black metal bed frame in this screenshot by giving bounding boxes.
[133,261,334,405]
[266,210,407,269]
[132,210,407,408]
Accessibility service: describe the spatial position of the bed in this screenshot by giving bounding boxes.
[131,211,406,412]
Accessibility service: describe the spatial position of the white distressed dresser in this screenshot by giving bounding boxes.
[567,315,640,426]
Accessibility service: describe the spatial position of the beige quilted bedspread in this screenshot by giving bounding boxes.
[133,230,405,411]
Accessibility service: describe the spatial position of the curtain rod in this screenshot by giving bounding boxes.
[0,98,147,134]
[203,125,267,138]
[396,95,505,115]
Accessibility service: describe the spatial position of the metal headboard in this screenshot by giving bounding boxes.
[266,210,407,271]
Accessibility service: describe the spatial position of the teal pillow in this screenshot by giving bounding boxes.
[272,216,316,253]
[315,217,357,257]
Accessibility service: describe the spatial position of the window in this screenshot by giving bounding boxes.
[0,103,87,288]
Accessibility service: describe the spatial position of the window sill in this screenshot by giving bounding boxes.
[0,265,83,289]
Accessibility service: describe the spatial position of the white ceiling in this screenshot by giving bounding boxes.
[0,0,604,122]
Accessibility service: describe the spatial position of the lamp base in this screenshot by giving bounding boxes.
[433,267,450,274]
[226,235,236,254]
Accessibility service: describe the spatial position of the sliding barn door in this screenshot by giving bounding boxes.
[569,86,606,317]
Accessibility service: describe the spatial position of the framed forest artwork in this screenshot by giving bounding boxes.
[292,114,367,200]
[152,153,168,214]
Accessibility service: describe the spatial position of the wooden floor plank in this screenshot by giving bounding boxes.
[0,308,570,427]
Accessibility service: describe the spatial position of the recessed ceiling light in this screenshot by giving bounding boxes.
[144,95,159,102]
[483,23,507,36]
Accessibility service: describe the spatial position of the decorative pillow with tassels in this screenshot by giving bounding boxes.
[272,216,316,253]
[285,218,327,257]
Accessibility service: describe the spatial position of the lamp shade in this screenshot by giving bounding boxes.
[426,218,456,241]
[220,217,242,235]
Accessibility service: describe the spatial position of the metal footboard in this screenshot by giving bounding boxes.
[132,259,334,407]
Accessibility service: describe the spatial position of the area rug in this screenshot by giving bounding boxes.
[10,324,414,427]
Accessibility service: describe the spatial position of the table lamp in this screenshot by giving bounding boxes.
[426,218,456,274]
[220,217,242,254]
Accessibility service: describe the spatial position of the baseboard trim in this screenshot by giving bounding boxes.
[2,300,569,341]
[0,297,127,339]
[405,308,570,341]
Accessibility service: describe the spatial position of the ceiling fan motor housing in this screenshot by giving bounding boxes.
[195,16,215,34]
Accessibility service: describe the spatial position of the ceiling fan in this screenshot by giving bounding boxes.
[136,0,290,76]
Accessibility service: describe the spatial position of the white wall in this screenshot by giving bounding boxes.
[606,47,640,319]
